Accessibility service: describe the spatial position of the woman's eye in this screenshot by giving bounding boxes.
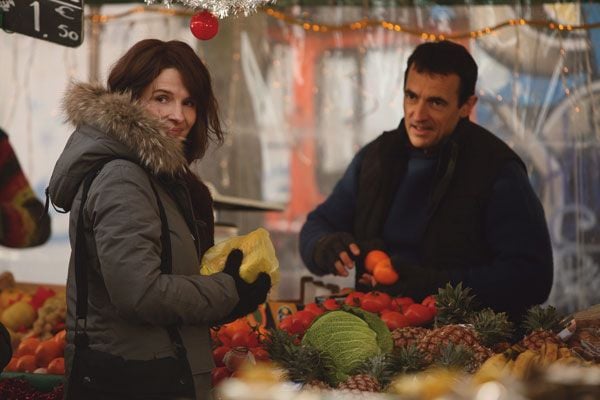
[155,95,169,103]
[183,99,196,107]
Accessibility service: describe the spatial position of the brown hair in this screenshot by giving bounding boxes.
[107,39,224,161]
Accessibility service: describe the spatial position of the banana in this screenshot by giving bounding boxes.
[512,349,538,380]
[543,341,559,365]
[474,353,508,382]
[555,356,581,366]
[558,347,573,359]
[501,359,514,374]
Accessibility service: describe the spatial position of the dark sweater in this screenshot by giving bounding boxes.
[299,119,553,320]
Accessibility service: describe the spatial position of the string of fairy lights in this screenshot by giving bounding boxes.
[83,3,600,114]
[87,5,600,40]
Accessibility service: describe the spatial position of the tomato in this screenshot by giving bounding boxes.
[360,291,392,314]
[16,337,41,357]
[47,357,65,375]
[380,310,411,330]
[250,347,270,361]
[294,310,316,331]
[289,315,307,335]
[404,303,435,326]
[34,340,63,368]
[391,296,415,313]
[16,355,37,373]
[4,357,19,372]
[372,260,399,285]
[421,294,437,308]
[211,366,231,387]
[344,291,365,307]
[278,315,293,333]
[212,346,231,367]
[216,329,232,347]
[322,298,340,311]
[364,250,390,273]
[303,302,324,317]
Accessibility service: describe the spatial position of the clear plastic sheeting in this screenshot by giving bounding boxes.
[1,2,599,313]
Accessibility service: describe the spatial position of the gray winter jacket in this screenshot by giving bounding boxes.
[48,83,239,397]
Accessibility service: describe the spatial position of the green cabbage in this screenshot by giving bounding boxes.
[301,309,392,384]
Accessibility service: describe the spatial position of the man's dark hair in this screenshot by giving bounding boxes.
[404,40,478,105]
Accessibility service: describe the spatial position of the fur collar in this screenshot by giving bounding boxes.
[62,82,188,176]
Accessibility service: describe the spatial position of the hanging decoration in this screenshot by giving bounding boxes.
[145,0,274,18]
[190,10,219,40]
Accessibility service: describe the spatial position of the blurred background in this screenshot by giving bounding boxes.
[1,0,599,314]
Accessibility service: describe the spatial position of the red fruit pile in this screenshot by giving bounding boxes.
[210,318,270,387]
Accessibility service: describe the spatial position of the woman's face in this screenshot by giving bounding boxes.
[140,68,197,144]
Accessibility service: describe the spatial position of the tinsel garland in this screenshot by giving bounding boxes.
[145,0,276,18]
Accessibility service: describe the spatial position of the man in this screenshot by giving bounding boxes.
[299,40,553,322]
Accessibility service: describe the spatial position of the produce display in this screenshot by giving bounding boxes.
[0,273,66,396]
[210,282,600,399]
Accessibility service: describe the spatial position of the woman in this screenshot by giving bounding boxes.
[48,39,270,399]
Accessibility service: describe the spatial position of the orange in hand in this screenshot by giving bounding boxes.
[364,250,390,273]
[372,259,399,285]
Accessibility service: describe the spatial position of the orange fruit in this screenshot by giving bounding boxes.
[15,337,41,357]
[372,259,399,285]
[364,250,390,273]
[47,357,65,375]
[4,357,19,372]
[53,330,66,352]
[34,340,63,368]
[16,355,37,373]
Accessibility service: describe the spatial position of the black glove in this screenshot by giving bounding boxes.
[374,256,451,298]
[313,232,358,274]
[223,249,271,320]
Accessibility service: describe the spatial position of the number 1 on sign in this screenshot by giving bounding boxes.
[30,1,40,32]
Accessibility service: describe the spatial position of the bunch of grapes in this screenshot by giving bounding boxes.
[30,294,66,340]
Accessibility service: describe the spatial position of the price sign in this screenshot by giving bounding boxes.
[1,0,84,47]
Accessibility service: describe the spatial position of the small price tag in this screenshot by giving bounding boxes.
[1,0,84,48]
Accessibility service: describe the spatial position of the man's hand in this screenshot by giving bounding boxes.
[313,232,360,276]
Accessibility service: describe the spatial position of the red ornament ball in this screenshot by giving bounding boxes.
[190,11,219,40]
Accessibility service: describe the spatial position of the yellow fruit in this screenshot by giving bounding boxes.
[200,228,279,285]
[1,301,36,331]
[541,341,558,365]
[474,353,508,383]
[511,350,537,380]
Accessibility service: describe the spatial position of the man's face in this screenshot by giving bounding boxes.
[403,66,477,149]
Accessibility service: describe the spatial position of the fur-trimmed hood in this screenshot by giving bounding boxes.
[48,82,188,210]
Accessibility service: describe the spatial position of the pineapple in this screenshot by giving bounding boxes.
[520,305,563,351]
[418,283,493,370]
[434,282,478,326]
[417,324,492,369]
[337,354,395,393]
[467,308,514,350]
[264,328,334,388]
[337,373,380,393]
[432,343,478,373]
[391,326,430,349]
[388,345,428,374]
